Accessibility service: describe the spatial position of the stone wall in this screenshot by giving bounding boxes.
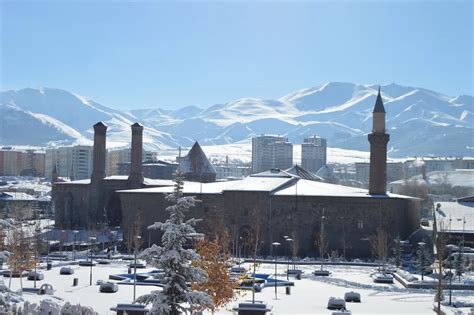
[119,189,421,258]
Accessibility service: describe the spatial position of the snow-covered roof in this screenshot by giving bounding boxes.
[118,180,237,194]
[104,175,129,181]
[315,165,338,181]
[142,178,175,186]
[389,170,474,188]
[37,195,52,202]
[0,192,36,200]
[224,176,295,192]
[285,165,323,181]
[55,179,90,185]
[435,199,474,234]
[119,174,418,200]
[272,179,416,199]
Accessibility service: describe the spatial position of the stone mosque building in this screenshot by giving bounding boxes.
[53,89,421,257]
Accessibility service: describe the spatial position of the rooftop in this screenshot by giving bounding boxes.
[119,173,418,200]
[435,199,474,234]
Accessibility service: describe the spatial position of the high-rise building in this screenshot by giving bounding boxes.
[301,136,327,173]
[251,135,293,173]
[45,145,93,180]
[355,162,404,185]
[0,148,45,176]
[107,148,158,176]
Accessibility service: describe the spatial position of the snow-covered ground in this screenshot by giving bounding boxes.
[3,262,474,314]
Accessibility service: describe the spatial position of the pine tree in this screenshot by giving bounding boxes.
[454,246,464,281]
[392,236,402,268]
[136,173,212,314]
[414,242,432,281]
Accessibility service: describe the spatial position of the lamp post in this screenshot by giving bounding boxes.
[418,242,426,281]
[272,242,280,300]
[238,236,243,267]
[285,237,293,280]
[89,236,96,286]
[133,235,142,301]
[73,230,79,261]
[34,225,41,289]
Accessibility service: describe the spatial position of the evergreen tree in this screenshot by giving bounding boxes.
[454,247,464,281]
[414,242,432,281]
[136,173,212,314]
[392,236,402,268]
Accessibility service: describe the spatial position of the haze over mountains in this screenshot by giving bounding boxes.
[1,82,472,158]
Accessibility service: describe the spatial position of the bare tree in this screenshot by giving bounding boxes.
[247,207,264,304]
[314,209,328,271]
[371,227,389,273]
[392,236,402,268]
[7,227,33,289]
[433,221,448,313]
[290,231,300,269]
[126,209,143,254]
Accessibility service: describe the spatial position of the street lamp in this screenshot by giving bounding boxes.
[238,236,243,268]
[285,237,293,280]
[89,236,96,286]
[418,242,426,281]
[73,230,79,261]
[272,242,280,300]
[133,235,142,301]
[34,225,41,289]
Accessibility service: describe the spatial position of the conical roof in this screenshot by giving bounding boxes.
[373,87,386,113]
[178,142,216,175]
[315,165,338,181]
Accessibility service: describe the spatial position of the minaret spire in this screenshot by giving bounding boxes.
[368,87,390,195]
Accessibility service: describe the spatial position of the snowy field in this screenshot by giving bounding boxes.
[4,261,474,314]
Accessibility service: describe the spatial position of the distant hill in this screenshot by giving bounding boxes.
[1,83,472,157]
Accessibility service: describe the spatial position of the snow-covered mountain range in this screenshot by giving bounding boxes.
[1,82,472,157]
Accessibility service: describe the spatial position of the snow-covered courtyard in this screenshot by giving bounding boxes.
[3,261,474,314]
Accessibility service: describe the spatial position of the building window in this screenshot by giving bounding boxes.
[357,220,364,230]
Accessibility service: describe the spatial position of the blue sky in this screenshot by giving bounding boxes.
[1,0,472,110]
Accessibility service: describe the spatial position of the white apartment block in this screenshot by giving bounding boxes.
[107,148,158,176]
[252,135,293,173]
[45,145,93,180]
[214,165,251,179]
[301,136,327,173]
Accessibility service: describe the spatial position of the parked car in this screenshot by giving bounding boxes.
[59,266,74,275]
[327,297,346,310]
[313,270,330,276]
[344,291,361,302]
[99,281,119,293]
[27,271,44,281]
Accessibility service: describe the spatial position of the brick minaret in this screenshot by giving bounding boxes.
[368,88,390,195]
[91,122,107,184]
[128,122,144,189]
[90,121,107,225]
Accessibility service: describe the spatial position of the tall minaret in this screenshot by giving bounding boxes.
[128,122,144,189]
[368,87,390,195]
